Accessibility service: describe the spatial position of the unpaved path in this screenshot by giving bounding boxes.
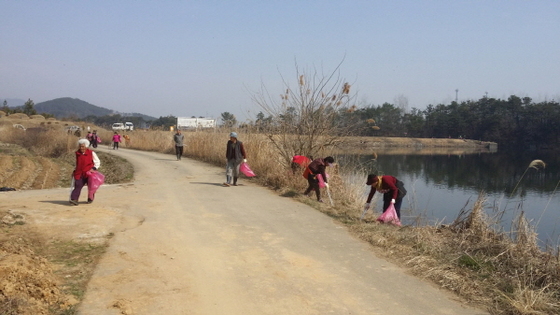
[2,147,488,315]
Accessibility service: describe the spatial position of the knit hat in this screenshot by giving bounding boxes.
[229,132,238,138]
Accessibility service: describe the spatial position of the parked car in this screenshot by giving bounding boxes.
[112,123,125,130]
[112,122,134,131]
[64,125,81,132]
[12,124,26,131]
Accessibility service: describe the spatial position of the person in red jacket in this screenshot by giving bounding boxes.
[364,174,407,219]
[70,139,101,205]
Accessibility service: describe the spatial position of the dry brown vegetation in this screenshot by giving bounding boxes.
[0,117,133,314]
[1,115,558,314]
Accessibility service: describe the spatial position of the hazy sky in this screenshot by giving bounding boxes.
[1,1,559,120]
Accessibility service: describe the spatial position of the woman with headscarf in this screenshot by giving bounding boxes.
[70,139,101,205]
[364,174,407,219]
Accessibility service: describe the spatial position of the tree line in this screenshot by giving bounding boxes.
[250,95,560,151]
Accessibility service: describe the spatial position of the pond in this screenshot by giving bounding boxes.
[338,148,560,248]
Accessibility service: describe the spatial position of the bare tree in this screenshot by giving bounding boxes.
[251,61,356,165]
[394,94,409,113]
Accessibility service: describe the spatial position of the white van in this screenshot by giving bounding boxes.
[124,122,134,131]
[112,123,125,131]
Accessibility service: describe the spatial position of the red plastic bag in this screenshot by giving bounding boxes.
[302,167,311,179]
[240,162,256,177]
[86,171,105,200]
[376,204,401,226]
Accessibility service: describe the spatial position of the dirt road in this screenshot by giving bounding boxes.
[2,147,487,314]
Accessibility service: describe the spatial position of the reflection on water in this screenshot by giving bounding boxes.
[338,149,560,247]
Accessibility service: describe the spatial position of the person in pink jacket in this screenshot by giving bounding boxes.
[112,132,122,150]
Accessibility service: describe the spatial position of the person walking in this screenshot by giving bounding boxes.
[123,134,131,147]
[224,132,246,187]
[91,131,99,148]
[173,129,184,160]
[364,174,407,219]
[86,131,93,147]
[303,156,335,202]
[112,132,121,150]
[70,139,101,205]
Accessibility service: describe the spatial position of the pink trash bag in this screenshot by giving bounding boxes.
[316,173,329,188]
[239,162,256,177]
[376,203,402,226]
[86,171,105,200]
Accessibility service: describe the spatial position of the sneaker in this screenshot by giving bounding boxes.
[87,199,93,204]
[318,199,324,203]
[223,183,230,187]
[69,200,78,206]
[233,183,238,186]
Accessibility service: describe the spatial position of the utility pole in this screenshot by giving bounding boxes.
[455,89,459,102]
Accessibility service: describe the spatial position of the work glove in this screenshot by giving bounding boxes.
[243,159,247,163]
[324,183,329,188]
[391,199,396,204]
[364,203,370,211]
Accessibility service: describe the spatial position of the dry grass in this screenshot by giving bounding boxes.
[0,119,134,190]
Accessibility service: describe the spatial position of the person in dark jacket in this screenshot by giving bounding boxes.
[303,156,334,202]
[224,132,247,186]
[70,139,101,205]
[173,129,184,160]
[364,174,407,219]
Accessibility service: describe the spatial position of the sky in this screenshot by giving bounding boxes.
[1,0,559,121]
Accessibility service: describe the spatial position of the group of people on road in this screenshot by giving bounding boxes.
[72,128,407,223]
[86,130,100,148]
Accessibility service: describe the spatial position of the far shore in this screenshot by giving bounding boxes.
[336,136,497,155]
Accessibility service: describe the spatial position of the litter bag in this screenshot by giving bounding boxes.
[86,171,105,200]
[376,204,401,226]
[317,173,329,188]
[240,162,256,177]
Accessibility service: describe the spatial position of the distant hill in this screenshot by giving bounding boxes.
[114,111,157,121]
[34,97,114,118]
[4,97,157,121]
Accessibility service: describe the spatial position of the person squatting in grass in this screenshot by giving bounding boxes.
[303,156,335,202]
[224,132,246,187]
[364,174,407,219]
[70,139,101,205]
[173,129,184,160]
